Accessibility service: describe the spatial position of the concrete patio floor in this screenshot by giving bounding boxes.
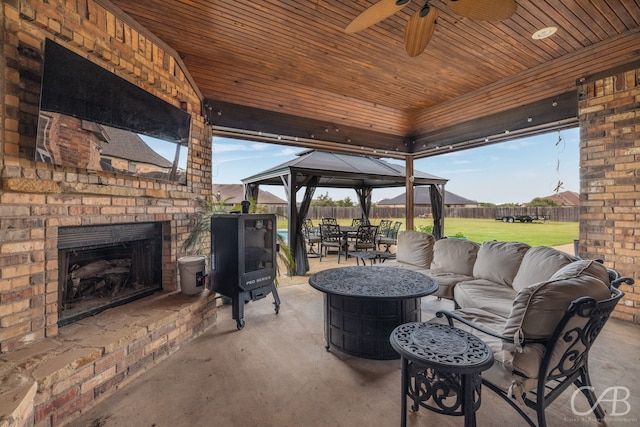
[67,247,640,427]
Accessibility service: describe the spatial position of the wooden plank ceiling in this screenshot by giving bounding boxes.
[107,0,640,158]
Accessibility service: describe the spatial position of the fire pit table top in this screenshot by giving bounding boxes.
[309,266,437,300]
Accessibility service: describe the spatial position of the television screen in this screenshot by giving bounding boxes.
[36,39,191,184]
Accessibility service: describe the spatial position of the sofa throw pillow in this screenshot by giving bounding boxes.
[550,259,611,285]
[503,264,611,346]
[512,246,577,293]
[430,238,480,276]
[396,231,435,268]
[472,241,530,286]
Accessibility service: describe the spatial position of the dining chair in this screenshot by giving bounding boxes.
[319,223,346,263]
[346,225,378,260]
[321,217,338,226]
[302,219,321,257]
[375,220,393,248]
[377,221,401,252]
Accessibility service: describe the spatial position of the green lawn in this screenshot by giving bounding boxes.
[418,218,578,247]
[285,218,578,247]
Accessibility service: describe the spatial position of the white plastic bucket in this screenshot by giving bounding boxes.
[178,256,206,295]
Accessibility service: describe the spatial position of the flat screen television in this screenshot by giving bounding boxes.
[35,39,191,184]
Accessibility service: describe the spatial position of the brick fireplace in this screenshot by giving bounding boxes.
[57,222,164,326]
[0,1,217,425]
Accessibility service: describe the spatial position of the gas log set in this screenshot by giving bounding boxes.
[58,223,162,326]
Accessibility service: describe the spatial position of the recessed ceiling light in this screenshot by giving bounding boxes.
[532,26,557,40]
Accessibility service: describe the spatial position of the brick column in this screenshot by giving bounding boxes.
[578,67,640,322]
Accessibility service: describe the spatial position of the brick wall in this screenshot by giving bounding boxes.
[578,66,640,322]
[1,0,214,350]
[1,1,219,424]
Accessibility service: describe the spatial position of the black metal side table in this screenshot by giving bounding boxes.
[390,322,494,427]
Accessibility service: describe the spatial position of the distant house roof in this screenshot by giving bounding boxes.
[377,187,477,206]
[212,184,286,205]
[543,191,580,206]
[98,125,173,168]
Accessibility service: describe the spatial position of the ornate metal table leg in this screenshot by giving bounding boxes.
[401,356,408,427]
[463,373,476,427]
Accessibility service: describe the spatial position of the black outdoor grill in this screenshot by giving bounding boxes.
[209,213,280,329]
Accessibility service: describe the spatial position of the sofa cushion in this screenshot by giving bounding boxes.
[454,279,517,318]
[503,260,611,345]
[429,307,507,353]
[473,241,530,287]
[395,231,435,268]
[380,260,424,272]
[423,270,474,299]
[512,246,577,293]
[430,238,480,276]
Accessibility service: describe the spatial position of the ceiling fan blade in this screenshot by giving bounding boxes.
[404,6,438,57]
[448,0,516,21]
[345,0,410,34]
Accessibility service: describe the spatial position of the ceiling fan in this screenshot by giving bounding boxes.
[345,0,517,57]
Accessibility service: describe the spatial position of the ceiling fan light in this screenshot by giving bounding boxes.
[532,26,558,40]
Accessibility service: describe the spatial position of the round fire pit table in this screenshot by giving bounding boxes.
[390,322,494,427]
[308,266,437,360]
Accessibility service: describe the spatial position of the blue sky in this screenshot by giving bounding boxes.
[210,127,579,205]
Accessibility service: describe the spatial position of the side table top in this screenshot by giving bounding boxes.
[390,322,494,373]
[309,266,437,299]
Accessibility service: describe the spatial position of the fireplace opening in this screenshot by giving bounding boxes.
[58,223,163,326]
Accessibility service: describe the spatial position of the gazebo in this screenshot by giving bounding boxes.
[242,150,448,275]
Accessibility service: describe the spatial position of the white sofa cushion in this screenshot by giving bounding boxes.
[424,271,474,299]
[454,279,517,318]
[430,238,479,276]
[512,246,577,293]
[395,231,435,268]
[473,241,530,287]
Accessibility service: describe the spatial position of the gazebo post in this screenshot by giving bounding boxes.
[284,172,299,275]
[405,156,415,231]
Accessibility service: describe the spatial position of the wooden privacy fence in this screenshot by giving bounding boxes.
[264,206,579,222]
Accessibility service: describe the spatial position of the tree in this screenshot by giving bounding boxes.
[311,192,334,206]
[336,197,354,207]
[311,192,357,207]
[528,197,558,207]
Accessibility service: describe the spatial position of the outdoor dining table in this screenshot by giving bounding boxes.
[308,266,438,360]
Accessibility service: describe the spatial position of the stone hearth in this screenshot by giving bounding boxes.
[0,290,217,426]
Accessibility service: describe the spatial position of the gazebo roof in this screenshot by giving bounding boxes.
[212,184,286,205]
[241,150,447,188]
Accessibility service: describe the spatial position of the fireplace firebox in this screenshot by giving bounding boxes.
[58,223,163,326]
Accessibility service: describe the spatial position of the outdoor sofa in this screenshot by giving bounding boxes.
[383,230,633,425]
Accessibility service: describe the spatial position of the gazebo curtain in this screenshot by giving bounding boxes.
[245,183,260,205]
[294,176,318,275]
[355,187,373,223]
[430,184,444,240]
